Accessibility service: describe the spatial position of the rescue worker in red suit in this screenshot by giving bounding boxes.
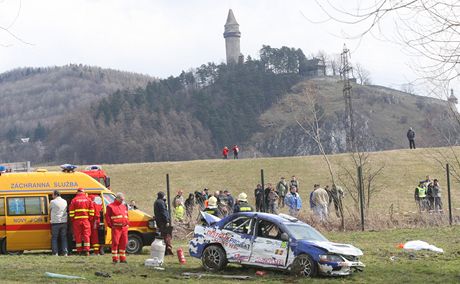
[89,194,104,255]
[69,188,94,256]
[105,192,129,263]
[222,146,229,159]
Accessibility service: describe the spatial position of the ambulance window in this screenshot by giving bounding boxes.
[7,197,48,216]
[103,193,115,207]
[0,197,4,216]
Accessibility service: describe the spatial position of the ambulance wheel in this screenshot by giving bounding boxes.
[126,233,143,254]
[0,238,23,255]
[202,245,227,272]
[292,254,317,277]
[0,238,5,254]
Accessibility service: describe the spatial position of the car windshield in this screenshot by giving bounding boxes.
[285,224,328,241]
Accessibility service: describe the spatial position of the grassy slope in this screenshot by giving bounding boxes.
[0,226,458,283]
[97,147,460,216]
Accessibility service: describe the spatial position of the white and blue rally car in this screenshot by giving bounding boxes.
[189,212,365,277]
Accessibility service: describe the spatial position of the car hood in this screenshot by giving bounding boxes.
[301,240,363,256]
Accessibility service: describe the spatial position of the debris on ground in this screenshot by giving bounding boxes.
[389,256,397,262]
[255,271,267,276]
[95,271,111,278]
[181,272,252,280]
[44,272,85,279]
[398,240,444,253]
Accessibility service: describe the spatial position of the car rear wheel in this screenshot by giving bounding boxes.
[201,245,227,272]
[1,238,23,255]
[126,233,143,254]
[292,254,317,277]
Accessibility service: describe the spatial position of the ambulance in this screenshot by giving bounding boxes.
[0,168,155,254]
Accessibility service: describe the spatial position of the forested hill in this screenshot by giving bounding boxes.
[0,65,153,162]
[1,46,456,164]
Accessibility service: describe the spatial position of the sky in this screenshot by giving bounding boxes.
[0,0,440,92]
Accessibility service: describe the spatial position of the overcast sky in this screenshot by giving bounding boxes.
[0,0,431,91]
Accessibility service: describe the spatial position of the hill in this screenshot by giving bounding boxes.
[0,65,154,162]
[63,146,460,220]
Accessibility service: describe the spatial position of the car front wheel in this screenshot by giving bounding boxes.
[292,254,317,277]
[201,245,227,272]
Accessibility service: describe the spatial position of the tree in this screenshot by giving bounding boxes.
[312,0,460,86]
[354,63,372,85]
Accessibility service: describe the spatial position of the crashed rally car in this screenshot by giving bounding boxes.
[189,212,364,277]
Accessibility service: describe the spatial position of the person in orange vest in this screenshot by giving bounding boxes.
[69,188,94,256]
[222,146,229,159]
[105,192,129,263]
[89,194,104,255]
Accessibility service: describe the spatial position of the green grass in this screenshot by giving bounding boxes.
[1,226,459,283]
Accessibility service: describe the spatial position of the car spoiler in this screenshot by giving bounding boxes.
[200,211,222,225]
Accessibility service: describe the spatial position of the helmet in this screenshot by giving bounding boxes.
[238,192,248,202]
[208,196,218,208]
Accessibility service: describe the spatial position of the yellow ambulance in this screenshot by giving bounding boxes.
[0,169,155,254]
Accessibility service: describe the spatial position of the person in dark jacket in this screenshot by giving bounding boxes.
[407,127,416,149]
[153,191,173,256]
[233,193,254,213]
[184,193,195,221]
[264,183,273,212]
[254,184,265,212]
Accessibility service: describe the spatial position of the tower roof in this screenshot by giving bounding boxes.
[225,9,239,26]
[224,9,240,38]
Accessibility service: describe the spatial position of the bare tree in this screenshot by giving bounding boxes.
[295,82,345,229]
[401,82,415,95]
[354,63,372,85]
[328,54,341,77]
[310,0,460,87]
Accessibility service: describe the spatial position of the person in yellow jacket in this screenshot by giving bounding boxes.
[414,182,427,211]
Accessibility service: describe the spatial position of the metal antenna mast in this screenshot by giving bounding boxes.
[341,44,354,151]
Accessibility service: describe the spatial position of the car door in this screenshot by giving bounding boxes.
[5,195,51,250]
[218,216,254,263]
[249,219,288,267]
[0,197,5,242]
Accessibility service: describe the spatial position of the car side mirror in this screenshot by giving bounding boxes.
[280,232,289,241]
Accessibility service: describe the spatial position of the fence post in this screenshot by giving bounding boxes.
[358,166,365,231]
[166,173,171,220]
[446,164,453,226]
[260,169,266,211]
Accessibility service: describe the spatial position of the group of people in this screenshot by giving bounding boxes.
[414,175,443,212]
[222,144,239,159]
[49,188,129,263]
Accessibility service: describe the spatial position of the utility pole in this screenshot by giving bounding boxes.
[341,44,354,151]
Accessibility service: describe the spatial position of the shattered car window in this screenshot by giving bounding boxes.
[223,216,253,235]
[256,220,283,239]
[285,224,328,241]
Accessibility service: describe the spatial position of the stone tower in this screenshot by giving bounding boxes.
[448,88,458,112]
[223,9,242,64]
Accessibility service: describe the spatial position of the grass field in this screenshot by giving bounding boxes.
[0,226,458,283]
[69,146,460,221]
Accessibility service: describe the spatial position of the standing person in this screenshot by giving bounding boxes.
[233,193,254,213]
[105,192,129,263]
[276,177,289,208]
[129,200,138,210]
[264,183,273,212]
[254,184,265,212]
[50,190,68,256]
[184,193,195,221]
[232,144,239,159]
[414,182,427,211]
[432,179,443,212]
[407,127,416,149]
[268,187,279,214]
[224,190,235,213]
[154,191,173,256]
[290,176,299,192]
[69,188,94,256]
[312,184,329,222]
[330,184,344,218]
[89,194,104,255]
[222,146,229,159]
[285,187,302,217]
[194,191,205,210]
[173,190,185,222]
[172,190,184,209]
[202,197,222,219]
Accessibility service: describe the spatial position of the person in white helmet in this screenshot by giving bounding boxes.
[233,193,254,213]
